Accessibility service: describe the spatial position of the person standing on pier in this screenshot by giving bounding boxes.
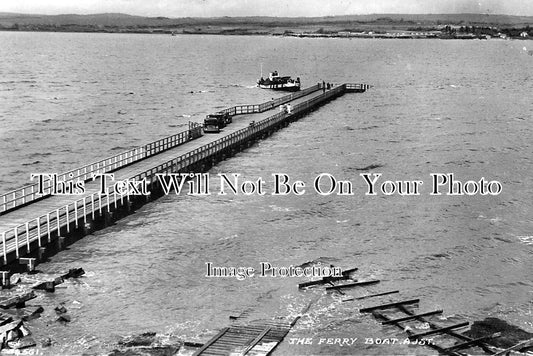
[322,81,326,92]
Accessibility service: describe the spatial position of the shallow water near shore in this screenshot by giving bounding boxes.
[0,32,532,355]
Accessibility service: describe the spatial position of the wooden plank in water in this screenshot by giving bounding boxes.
[342,267,358,276]
[298,275,353,289]
[372,311,464,356]
[444,332,501,352]
[492,337,533,356]
[192,327,229,356]
[240,327,271,355]
[0,291,37,309]
[326,279,380,291]
[360,298,420,313]
[297,266,357,289]
[247,342,279,356]
[382,309,443,325]
[184,341,204,348]
[355,290,400,300]
[396,304,497,354]
[408,322,470,340]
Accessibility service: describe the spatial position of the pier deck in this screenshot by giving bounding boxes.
[0,83,367,272]
[192,320,293,356]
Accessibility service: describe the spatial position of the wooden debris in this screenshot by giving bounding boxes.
[0,320,23,336]
[0,313,13,326]
[108,345,180,356]
[118,332,156,347]
[382,309,443,325]
[0,319,36,352]
[56,314,71,323]
[111,332,181,356]
[359,298,420,313]
[342,290,400,302]
[31,267,84,292]
[2,306,43,321]
[298,266,358,289]
[61,268,85,279]
[492,337,533,356]
[32,281,56,292]
[326,279,380,291]
[341,267,358,276]
[464,317,533,351]
[0,292,37,309]
[445,332,501,352]
[298,275,353,289]
[183,341,204,348]
[192,317,296,356]
[238,326,271,355]
[6,336,36,350]
[54,305,67,314]
[361,297,511,355]
[408,321,470,340]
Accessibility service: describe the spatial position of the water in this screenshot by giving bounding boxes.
[0,32,532,355]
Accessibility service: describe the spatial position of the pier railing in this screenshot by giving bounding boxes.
[218,84,320,116]
[0,123,203,214]
[345,83,369,92]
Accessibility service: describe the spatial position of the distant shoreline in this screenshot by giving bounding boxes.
[1,12,532,40]
[0,28,530,40]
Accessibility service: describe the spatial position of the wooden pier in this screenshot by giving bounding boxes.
[0,82,367,275]
[192,320,294,356]
[298,265,533,355]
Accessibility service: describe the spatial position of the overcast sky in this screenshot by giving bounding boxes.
[0,0,532,17]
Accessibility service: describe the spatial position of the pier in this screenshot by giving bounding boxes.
[0,82,367,276]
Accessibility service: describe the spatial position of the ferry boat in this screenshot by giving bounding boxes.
[257,71,301,91]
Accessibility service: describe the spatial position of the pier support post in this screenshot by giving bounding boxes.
[124,198,132,212]
[83,217,94,235]
[104,211,114,227]
[0,271,10,289]
[38,247,47,262]
[57,236,66,250]
[19,257,36,273]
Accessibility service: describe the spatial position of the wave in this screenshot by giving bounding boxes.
[359,125,380,130]
[350,163,384,171]
[29,152,52,158]
[297,256,340,269]
[110,146,131,151]
[517,235,533,245]
[21,160,42,166]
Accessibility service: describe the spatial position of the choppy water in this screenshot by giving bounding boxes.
[0,32,532,355]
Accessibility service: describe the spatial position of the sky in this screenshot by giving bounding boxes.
[0,0,532,17]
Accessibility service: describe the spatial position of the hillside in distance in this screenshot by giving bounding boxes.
[1,12,532,35]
